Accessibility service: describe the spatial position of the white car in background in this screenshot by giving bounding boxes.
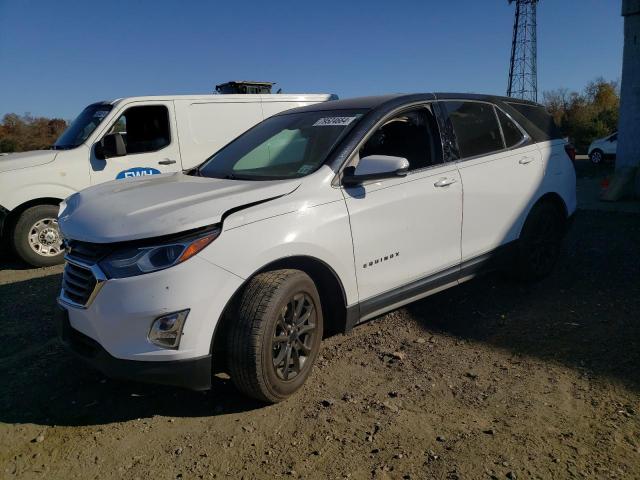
[0,92,335,266]
[588,132,617,164]
[57,93,576,403]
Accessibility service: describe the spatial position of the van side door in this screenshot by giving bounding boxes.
[342,104,463,321]
[174,100,263,170]
[89,101,182,184]
[438,100,543,267]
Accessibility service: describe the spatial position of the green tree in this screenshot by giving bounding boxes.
[0,113,68,153]
[542,78,619,153]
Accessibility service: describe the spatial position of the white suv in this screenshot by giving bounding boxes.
[588,132,617,164]
[57,94,576,403]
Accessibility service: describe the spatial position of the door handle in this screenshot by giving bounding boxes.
[519,157,535,165]
[434,178,457,187]
[158,159,177,165]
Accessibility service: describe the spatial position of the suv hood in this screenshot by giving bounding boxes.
[0,150,57,173]
[59,173,301,243]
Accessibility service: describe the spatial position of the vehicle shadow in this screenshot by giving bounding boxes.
[0,252,32,271]
[406,209,640,392]
[0,274,264,427]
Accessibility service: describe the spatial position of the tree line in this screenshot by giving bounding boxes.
[0,78,619,154]
[0,113,68,153]
[542,78,619,153]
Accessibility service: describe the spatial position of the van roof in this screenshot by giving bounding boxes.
[102,93,336,106]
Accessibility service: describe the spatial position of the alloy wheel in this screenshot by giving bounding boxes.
[272,292,317,381]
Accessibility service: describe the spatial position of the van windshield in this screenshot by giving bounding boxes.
[53,103,113,149]
[197,109,365,180]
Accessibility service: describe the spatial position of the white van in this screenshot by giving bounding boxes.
[0,93,335,266]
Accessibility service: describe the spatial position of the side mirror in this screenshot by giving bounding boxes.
[342,155,409,186]
[97,133,126,159]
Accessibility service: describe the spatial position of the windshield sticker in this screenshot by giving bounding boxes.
[116,167,161,180]
[297,164,314,174]
[313,116,357,127]
[93,110,109,119]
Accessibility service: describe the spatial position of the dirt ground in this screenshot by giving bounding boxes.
[1,163,639,479]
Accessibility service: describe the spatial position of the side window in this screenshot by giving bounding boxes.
[497,108,525,148]
[440,101,504,158]
[506,102,563,139]
[108,105,170,155]
[359,107,443,171]
[610,133,617,142]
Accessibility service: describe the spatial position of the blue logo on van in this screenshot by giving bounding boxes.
[116,167,161,180]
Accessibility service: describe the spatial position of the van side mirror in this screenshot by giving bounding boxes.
[97,133,126,159]
[342,155,409,186]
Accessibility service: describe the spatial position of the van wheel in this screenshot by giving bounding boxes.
[513,201,565,281]
[227,269,323,403]
[13,205,65,267]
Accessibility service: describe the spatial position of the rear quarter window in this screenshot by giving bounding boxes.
[506,102,563,140]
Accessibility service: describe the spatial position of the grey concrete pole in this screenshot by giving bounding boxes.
[604,0,640,200]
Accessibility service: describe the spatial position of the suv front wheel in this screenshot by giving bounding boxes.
[227,269,324,403]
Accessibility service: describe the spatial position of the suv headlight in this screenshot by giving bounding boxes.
[99,227,220,279]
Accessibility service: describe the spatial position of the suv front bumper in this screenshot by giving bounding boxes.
[57,308,213,390]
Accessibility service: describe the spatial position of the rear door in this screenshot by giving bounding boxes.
[342,104,462,316]
[439,100,543,264]
[89,102,182,184]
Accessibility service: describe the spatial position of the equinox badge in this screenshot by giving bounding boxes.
[363,252,399,269]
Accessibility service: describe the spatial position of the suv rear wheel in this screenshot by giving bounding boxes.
[513,201,566,281]
[227,269,323,403]
[13,204,65,267]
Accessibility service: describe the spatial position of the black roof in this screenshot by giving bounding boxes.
[279,92,543,116]
[281,94,413,113]
[434,92,542,107]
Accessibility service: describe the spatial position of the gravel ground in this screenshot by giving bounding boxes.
[1,172,639,479]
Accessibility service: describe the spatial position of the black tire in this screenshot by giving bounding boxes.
[12,204,65,267]
[513,201,566,281]
[227,269,323,403]
[589,149,604,165]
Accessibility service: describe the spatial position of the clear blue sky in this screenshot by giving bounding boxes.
[0,0,623,120]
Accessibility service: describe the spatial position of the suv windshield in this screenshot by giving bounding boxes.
[53,103,113,149]
[198,109,365,180]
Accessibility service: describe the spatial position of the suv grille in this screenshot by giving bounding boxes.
[62,262,97,306]
[66,240,112,263]
[60,240,110,308]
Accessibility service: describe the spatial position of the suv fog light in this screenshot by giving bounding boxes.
[148,310,189,349]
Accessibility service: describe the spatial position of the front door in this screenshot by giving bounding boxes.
[89,102,182,184]
[342,105,463,317]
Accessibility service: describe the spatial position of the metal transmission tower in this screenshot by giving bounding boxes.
[507,0,539,102]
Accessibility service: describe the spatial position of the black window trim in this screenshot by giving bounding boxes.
[438,99,531,164]
[333,100,451,187]
[98,103,173,157]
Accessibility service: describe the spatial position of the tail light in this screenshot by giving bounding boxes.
[564,143,576,163]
